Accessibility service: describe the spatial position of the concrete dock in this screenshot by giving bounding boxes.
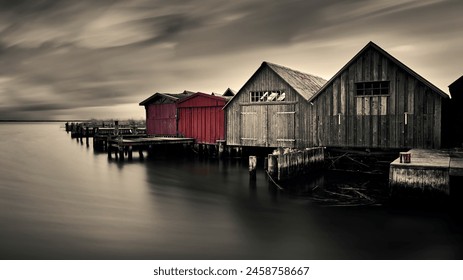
[389,149,463,196]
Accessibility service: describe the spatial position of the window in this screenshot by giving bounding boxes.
[356,81,389,96]
[250,90,285,102]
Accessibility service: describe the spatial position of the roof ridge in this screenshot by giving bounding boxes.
[308,41,448,101]
[264,61,326,80]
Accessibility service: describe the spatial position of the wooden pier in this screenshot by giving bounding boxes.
[389,149,463,196]
[107,137,195,160]
[93,128,146,150]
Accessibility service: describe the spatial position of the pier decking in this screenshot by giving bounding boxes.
[107,136,195,160]
[389,149,463,195]
[109,137,195,147]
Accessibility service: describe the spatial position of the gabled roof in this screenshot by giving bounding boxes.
[308,41,449,102]
[176,92,228,104]
[266,62,327,100]
[139,90,194,106]
[222,88,236,97]
[449,76,463,97]
[224,61,326,108]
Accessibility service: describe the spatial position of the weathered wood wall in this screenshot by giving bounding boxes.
[226,66,311,148]
[310,47,444,149]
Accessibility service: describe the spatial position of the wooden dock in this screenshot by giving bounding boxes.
[107,136,195,160]
[389,149,463,196]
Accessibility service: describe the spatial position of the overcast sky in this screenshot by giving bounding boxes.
[0,0,462,120]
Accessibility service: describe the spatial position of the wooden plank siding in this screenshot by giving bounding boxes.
[225,63,319,148]
[140,92,194,137]
[309,44,447,149]
[145,103,178,136]
[177,93,227,144]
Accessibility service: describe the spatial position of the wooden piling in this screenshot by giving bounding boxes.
[249,156,257,180]
[237,147,243,158]
[268,154,277,177]
[273,147,325,181]
[115,120,119,136]
[217,141,225,158]
[128,146,133,160]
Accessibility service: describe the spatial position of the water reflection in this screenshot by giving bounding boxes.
[0,123,463,259]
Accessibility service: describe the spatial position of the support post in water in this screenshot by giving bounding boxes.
[119,148,124,161]
[115,120,119,136]
[217,141,225,158]
[268,154,277,177]
[249,155,257,180]
[128,146,133,160]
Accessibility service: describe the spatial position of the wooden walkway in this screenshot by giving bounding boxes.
[107,136,195,160]
[389,149,463,195]
[110,137,194,147]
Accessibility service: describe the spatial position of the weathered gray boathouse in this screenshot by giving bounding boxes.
[224,61,326,148]
[308,41,449,149]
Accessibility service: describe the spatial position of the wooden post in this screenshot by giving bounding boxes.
[128,146,133,160]
[119,147,124,161]
[115,120,119,136]
[217,141,225,158]
[233,147,241,158]
[249,156,257,180]
[297,151,303,175]
[268,154,277,177]
[264,156,268,171]
[278,153,287,181]
[106,136,110,150]
[139,150,144,159]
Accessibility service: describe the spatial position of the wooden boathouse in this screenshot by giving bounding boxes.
[177,92,229,144]
[445,76,463,148]
[307,41,449,149]
[224,61,326,148]
[139,91,194,136]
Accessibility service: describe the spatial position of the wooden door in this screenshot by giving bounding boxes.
[268,104,296,147]
[240,105,267,146]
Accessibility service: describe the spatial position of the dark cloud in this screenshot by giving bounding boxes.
[0,0,462,120]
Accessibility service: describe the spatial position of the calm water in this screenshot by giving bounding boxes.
[1,123,463,259]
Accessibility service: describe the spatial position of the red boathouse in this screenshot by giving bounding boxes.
[177,92,229,144]
[139,91,193,136]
